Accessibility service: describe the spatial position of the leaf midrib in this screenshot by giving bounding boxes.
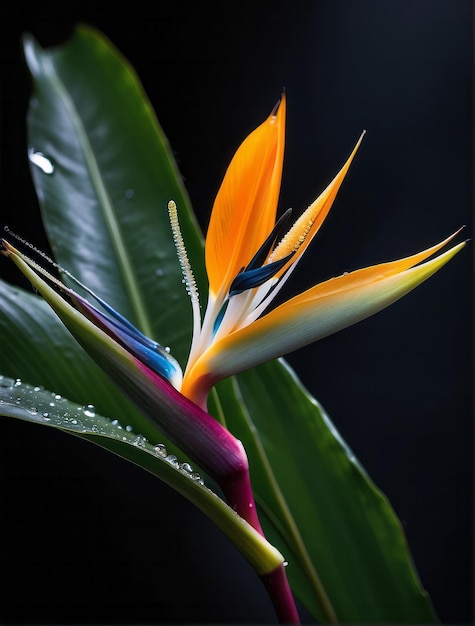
[41,50,154,337]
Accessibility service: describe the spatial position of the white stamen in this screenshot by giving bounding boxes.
[168,201,202,348]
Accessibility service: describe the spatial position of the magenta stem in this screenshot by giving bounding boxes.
[220,463,264,535]
[261,563,301,624]
[220,465,300,623]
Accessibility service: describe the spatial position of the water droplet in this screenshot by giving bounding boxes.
[54,394,62,400]
[165,454,179,467]
[283,561,289,567]
[133,434,147,447]
[165,346,171,353]
[49,401,55,407]
[190,472,204,485]
[14,378,22,387]
[180,462,193,473]
[33,385,43,392]
[83,404,95,417]
[111,419,119,426]
[153,443,168,457]
[125,188,134,199]
[125,425,133,432]
[28,148,55,174]
[42,412,50,420]
[28,407,38,415]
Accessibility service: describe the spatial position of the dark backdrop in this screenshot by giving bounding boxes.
[0,1,472,624]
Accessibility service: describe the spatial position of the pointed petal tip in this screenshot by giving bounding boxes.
[271,90,286,115]
[424,226,467,259]
[1,238,14,255]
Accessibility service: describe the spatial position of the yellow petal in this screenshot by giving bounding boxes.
[185,236,465,396]
[270,132,365,269]
[205,95,286,299]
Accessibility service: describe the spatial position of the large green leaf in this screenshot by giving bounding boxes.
[0,24,437,622]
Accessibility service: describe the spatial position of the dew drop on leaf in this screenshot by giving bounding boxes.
[28,148,55,174]
[190,473,204,485]
[153,443,168,457]
[82,404,96,418]
[165,454,179,467]
[133,434,147,447]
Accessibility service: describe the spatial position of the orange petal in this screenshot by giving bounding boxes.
[271,132,365,271]
[205,95,286,298]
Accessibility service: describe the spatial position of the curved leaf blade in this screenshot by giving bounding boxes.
[0,375,284,577]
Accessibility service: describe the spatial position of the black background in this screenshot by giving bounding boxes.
[0,1,472,624]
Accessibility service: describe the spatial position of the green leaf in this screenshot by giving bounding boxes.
[235,362,436,622]
[0,23,437,622]
[0,375,285,577]
[24,24,206,367]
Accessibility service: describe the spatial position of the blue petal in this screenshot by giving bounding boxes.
[228,254,292,296]
[71,293,183,388]
[244,208,293,272]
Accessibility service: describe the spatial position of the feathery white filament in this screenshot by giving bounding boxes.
[167,201,202,348]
